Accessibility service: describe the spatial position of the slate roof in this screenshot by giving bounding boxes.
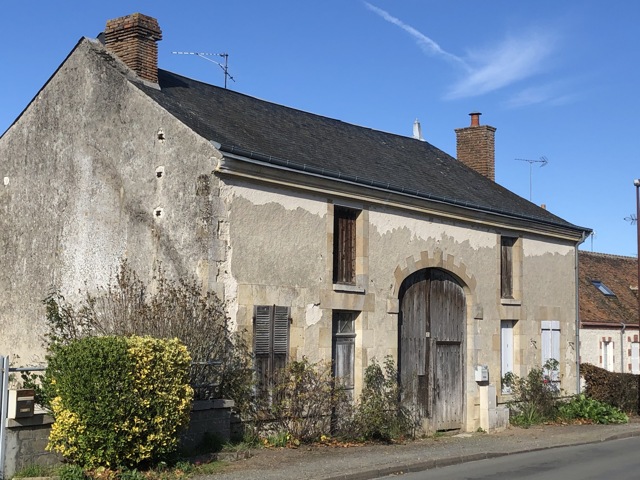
[137,69,586,233]
[579,251,639,326]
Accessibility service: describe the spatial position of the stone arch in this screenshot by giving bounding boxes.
[392,249,476,303]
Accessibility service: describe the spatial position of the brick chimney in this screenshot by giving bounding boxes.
[104,13,162,84]
[455,112,496,181]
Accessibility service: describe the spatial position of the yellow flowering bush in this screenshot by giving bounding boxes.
[45,335,193,469]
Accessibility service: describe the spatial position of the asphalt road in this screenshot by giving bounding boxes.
[389,436,640,480]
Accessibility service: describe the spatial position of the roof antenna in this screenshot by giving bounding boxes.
[515,156,548,201]
[171,51,235,89]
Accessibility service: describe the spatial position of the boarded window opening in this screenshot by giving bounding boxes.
[333,206,359,285]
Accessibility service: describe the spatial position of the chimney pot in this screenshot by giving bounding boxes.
[455,113,496,181]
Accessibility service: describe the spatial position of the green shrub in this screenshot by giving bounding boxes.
[503,359,561,427]
[348,357,414,441]
[45,335,193,469]
[580,363,639,414]
[42,260,255,418]
[559,394,628,424]
[58,464,88,480]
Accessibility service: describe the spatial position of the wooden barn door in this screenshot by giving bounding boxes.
[399,269,465,430]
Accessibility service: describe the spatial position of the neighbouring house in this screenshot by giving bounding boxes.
[0,13,591,432]
[579,251,639,374]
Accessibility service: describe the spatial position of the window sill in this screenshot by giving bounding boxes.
[333,283,365,294]
[500,298,521,306]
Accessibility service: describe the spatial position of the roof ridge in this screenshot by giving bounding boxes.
[580,250,638,261]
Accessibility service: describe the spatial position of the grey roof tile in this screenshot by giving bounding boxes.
[137,69,585,231]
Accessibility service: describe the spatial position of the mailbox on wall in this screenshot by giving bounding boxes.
[474,365,489,382]
[8,389,35,419]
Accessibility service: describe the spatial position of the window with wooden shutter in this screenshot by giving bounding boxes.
[254,305,290,395]
[500,236,516,299]
[332,311,356,394]
[333,206,359,285]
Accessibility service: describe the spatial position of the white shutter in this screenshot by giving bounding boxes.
[631,342,639,374]
[541,321,560,381]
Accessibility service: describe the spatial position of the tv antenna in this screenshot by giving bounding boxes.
[515,156,548,201]
[172,51,235,89]
[624,213,637,225]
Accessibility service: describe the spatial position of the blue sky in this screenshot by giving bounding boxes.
[1,1,639,256]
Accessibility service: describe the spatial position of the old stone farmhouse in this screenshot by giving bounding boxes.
[0,13,590,432]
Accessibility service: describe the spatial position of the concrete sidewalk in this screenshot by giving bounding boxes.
[201,420,640,480]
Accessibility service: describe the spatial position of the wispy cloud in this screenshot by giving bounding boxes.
[362,1,470,71]
[363,2,558,102]
[447,33,555,99]
[505,83,579,109]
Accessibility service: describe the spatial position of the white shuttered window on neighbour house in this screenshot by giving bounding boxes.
[631,342,640,374]
[601,339,614,371]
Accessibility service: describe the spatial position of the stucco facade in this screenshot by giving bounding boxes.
[0,17,589,433]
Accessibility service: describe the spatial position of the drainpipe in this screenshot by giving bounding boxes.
[621,323,626,373]
[575,232,589,394]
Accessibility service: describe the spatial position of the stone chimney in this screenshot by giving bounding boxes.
[455,112,496,181]
[104,13,162,84]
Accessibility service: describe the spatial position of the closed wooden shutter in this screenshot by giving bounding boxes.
[273,306,290,371]
[501,237,515,298]
[333,207,358,284]
[254,305,290,393]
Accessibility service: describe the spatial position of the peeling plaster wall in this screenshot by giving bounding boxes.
[221,181,579,430]
[0,39,225,362]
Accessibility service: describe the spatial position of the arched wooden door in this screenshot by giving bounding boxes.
[399,268,465,430]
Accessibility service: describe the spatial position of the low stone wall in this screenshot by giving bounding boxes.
[2,400,236,478]
[180,399,235,452]
[4,414,60,478]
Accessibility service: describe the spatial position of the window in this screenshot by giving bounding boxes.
[254,305,290,395]
[333,206,359,285]
[541,320,560,387]
[631,342,640,374]
[500,237,517,299]
[501,320,515,393]
[332,311,356,394]
[591,280,615,297]
[601,339,614,371]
